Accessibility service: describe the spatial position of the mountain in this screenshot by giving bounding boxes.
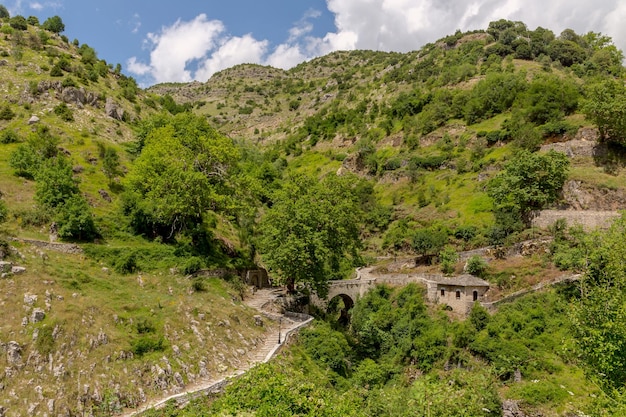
[1,14,626,416]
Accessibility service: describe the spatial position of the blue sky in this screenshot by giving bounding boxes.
[4,0,626,86]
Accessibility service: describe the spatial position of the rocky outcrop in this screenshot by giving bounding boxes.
[105,97,124,120]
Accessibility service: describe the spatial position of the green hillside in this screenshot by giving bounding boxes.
[1,11,626,416]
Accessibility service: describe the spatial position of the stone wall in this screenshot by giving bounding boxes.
[532,210,619,231]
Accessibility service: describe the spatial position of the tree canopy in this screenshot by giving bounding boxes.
[489,150,569,225]
[123,113,240,239]
[581,78,626,145]
[257,173,363,296]
[42,15,65,33]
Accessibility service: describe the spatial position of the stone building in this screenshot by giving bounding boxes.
[431,274,490,314]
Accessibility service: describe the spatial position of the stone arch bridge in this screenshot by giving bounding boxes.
[309,270,491,315]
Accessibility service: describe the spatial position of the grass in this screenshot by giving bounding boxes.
[0,239,270,414]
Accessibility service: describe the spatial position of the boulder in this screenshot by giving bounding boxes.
[24,293,37,305]
[27,115,40,125]
[6,341,22,365]
[30,308,45,323]
[11,266,26,275]
[105,97,124,121]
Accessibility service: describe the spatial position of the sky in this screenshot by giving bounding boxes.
[4,0,626,86]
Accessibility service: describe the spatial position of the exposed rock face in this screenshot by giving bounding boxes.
[105,97,124,120]
[502,400,528,417]
[7,341,22,365]
[30,308,46,323]
[98,189,112,202]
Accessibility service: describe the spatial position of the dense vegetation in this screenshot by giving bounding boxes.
[2,7,626,416]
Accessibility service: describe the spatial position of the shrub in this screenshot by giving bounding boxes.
[113,251,138,274]
[130,335,165,356]
[465,255,488,277]
[53,102,74,121]
[0,104,15,120]
[0,130,19,144]
[181,256,203,275]
[439,246,458,275]
[55,195,98,241]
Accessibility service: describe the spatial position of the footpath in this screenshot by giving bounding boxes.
[120,288,313,417]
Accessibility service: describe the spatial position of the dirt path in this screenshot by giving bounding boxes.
[120,288,313,417]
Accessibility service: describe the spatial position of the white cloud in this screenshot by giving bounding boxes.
[130,1,626,85]
[29,2,43,11]
[130,13,141,34]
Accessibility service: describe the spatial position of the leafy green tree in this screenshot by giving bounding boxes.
[9,125,59,179]
[102,146,121,184]
[42,15,64,33]
[439,246,458,275]
[257,173,363,296]
[9,15,27,30]
[488,150,569,225]
[123,113,239,239]
[580,78,626,145]
[0,5,9,19]
[571,216,626,390]
[34,157,80,209]
[55,194,97,241]
[26,15,39,26]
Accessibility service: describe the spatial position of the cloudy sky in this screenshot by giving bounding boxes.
[5,0,626,86]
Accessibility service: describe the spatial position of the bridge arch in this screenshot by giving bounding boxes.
[327,293,354,324]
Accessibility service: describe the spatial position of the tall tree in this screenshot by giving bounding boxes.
[257,173,363,296]
[581,79,626,145]
[571,216,626,390]
[489,150,569,226]
[123,113,239,239]
[42,15,64,33]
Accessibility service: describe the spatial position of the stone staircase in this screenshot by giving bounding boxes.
[121,287,312,416]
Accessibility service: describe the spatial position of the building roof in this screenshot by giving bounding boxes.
[431,274,490,287]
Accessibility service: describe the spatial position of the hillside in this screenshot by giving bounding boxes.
[1,13,626,417]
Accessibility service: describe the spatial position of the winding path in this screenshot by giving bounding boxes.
[120,288,313,417]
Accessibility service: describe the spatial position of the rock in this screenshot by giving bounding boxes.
[172,345,181,356]
[11,266,26,275]
[98,189,112,202]
[105,97,124,121]
[502,400,527,417]
[27,115,40,125]
[24,293,38,305]
[0,261,12,273]
[0,405,5,417]
[253,315,264,327]
[97,329,108,345]
[174,372,184,387]
[61,86,85,105]
[31,308,45,323]
[72,165,84,174]
[7,341,22,365]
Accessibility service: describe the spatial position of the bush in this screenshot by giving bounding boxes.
[130,335,165,356]
[465,255,488,277]
[0,104,15,120]
[55,195,98,241]
[53,102,74,121]
[113,251,138,274]
[439,246,458,275]
[0,130,19,144]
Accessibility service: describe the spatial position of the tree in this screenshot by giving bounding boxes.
[34,157,80,209]
[9,15,27,30]
[123,113,239,239]
[571,216,626,390]
[42,15,64,33]
[489,150,569,226]
[0,5,9,19]
[580,79,626,145]
[102,146,121,185]
[257,173,363,296]
[55,194,98,241]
